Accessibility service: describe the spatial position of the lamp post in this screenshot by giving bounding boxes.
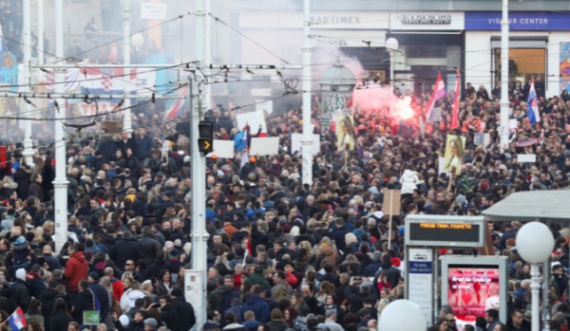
[379,300,426,331]
[385,37,399,92]
[516,222,554,331]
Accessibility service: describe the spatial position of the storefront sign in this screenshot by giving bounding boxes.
[311,15,361,25]
[402,15,451,24]
[390,12,464,30]
[465,12,570,31]
[240,11,389,30]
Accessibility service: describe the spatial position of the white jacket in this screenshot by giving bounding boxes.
[120,289,146,312]
[401,169,419,195]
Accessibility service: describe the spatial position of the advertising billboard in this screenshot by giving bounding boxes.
[441,256,508,331]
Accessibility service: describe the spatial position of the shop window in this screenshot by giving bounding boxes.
[407,45,447,59]
[494,48,545,88]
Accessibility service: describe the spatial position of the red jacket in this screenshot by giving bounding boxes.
[63,251,88,291]
[110,276,124,301]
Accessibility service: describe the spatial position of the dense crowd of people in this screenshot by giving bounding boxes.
[0,74,567,331]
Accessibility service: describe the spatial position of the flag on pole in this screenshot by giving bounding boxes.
[166,86,188,120]
[527,78,540,125]
[451,69,461,129]
[240,123,250,169]
[8,307,27,331]
[425,73,446,122]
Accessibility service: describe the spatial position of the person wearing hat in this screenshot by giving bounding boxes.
[165,248,181,271]
[143,317,158,331]
[170,287,196,331]
[87,271,111,325]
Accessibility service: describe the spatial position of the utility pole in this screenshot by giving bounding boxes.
[123,0,133,133]
[204,0,212,111]
[301,0,313,186]
[38,0,44,65]
[186,0,209,328]
[499,0,510,152]
[53,0,68,254]
[21,0,33,166]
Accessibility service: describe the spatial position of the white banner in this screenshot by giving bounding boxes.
[206,140,235,159]
[141,3,167,20]
[291,134,320,155]
[236,111,268,133]
[250,137,279,156]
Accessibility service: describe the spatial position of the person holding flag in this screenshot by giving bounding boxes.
[451,69,461,129]
[425,72,447,122]
[8,307,26,331]
[527,77,540,125]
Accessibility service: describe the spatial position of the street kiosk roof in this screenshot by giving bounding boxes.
[482,191,570,221]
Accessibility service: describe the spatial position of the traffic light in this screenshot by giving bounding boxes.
[198,121,214,154]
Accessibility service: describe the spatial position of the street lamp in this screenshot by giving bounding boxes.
[379,300,426,331]
[385,37,399,92]
[516,222,554,331]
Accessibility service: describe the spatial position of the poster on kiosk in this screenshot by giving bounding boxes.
[440,256,508,331]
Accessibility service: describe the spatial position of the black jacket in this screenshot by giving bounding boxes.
[11,279,30,313]
[160,303,180,331]
[172,297,196,331]
[50,312,71,331]
[38,288,59,331]
[137,236,161,261]
[71,290,96,324]
[89,282,110,320]
[115,239,141,270]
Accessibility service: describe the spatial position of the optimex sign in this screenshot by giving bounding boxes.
[402,15,451,24]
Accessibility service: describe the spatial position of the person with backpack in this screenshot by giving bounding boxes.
[6,236,35,274]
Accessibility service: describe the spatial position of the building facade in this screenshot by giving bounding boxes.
[227,0,570,99]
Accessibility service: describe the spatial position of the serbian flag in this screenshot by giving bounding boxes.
[451,69,461,129]
[527,78,540,125]
[425,72,446,122]
[9,307,27,331]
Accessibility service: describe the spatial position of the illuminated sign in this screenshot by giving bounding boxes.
[402,15,451,24]
[405,216,485,247]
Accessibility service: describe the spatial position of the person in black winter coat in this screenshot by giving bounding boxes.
[132,193,148,217]
[114,232,141,271]
[372,255,401,290]
[96,134,117,163]
[27,265,46,298]
[240,287,270,324]
[38,280,60,331]
[159,295,180,331]
[71,280,96,325]
[13,159,32,201]
[137,228,161,263]
[87,273,110,324]
[49,298,72,331]
[171,288,196,331]
[345,281,377,314]
[11,268,31,313]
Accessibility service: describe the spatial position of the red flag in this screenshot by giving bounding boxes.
[451,69,460,129]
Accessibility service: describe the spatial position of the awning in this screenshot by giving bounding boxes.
[482,191,570,221]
